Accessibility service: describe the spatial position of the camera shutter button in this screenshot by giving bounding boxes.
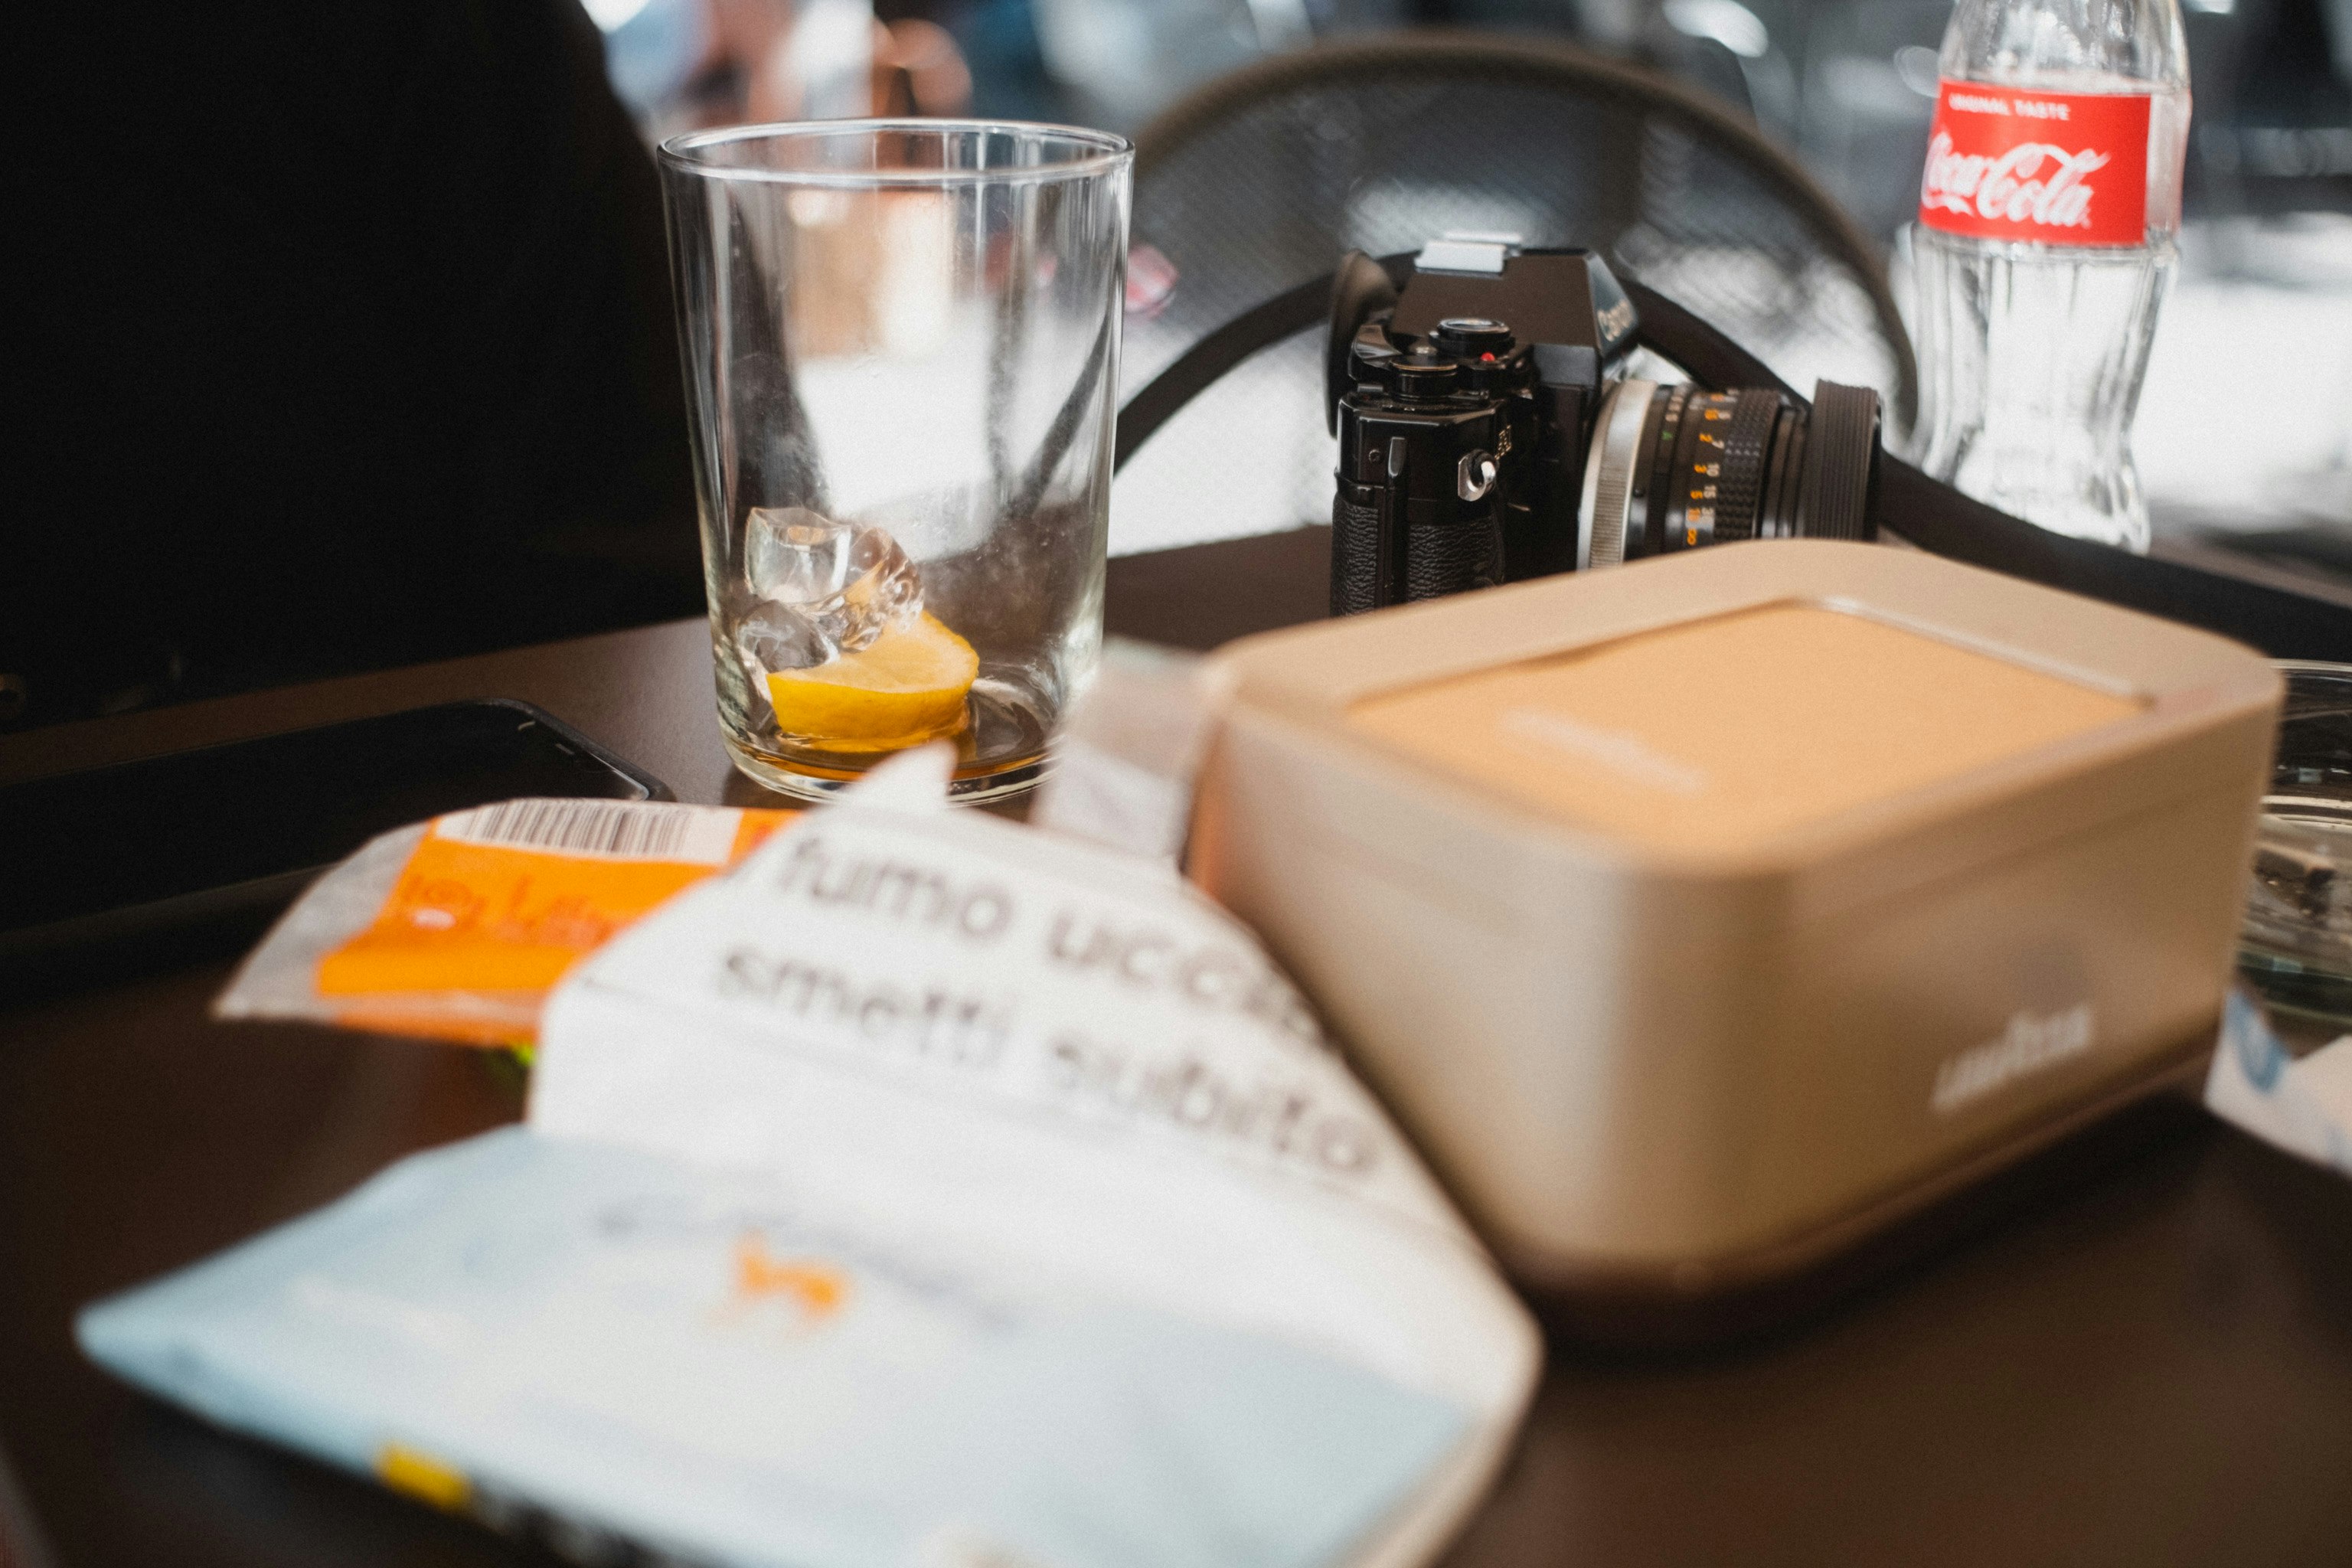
[1390,351,1459,397]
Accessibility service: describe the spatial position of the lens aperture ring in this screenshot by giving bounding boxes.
[1695,391,1780,546]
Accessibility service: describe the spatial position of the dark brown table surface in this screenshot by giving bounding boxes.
[6,528,2352,1568]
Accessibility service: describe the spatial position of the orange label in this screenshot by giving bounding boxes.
[317,802,794,1034]
[729,1236,850,1325]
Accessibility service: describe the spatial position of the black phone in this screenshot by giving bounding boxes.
[0,700,669,986]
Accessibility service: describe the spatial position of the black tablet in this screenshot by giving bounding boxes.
[0,700,669,981]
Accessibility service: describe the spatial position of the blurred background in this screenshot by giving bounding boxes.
[595,0,2350,550]
[9,0,2348,729]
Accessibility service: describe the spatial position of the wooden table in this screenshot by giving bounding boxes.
[5,529,2352,1568]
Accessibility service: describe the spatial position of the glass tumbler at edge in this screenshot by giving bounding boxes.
[659,121,1132,802]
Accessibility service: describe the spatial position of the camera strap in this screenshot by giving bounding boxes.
[1116,263,2352,663]
[1114,269,1355,472]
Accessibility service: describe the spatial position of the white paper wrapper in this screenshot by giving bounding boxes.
[2207,988,2352,1174]
[1029,639,1223,863]
[82,747,1539,1568]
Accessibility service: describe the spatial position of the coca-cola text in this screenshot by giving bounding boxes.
[1917,84,2151,246]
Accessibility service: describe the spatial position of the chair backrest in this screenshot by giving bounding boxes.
[1112,29,1917,555]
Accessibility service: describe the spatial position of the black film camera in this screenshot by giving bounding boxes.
[1328,237,1883,614]
[1109,237,2352,665]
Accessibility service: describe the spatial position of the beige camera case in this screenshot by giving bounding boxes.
[1191,541,2279,1303]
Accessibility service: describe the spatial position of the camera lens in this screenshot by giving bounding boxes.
[1577,378,1880,570]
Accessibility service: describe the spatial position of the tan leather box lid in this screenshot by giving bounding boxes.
[1348,601,2143,854]
[1208,541,2282,876]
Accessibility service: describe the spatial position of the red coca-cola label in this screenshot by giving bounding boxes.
[1919,83,2151,245]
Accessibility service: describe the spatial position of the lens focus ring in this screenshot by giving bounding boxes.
[1798,382,1882,542]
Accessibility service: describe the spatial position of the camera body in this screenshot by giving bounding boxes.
[1330,237,1881,615]
[1331,242,1631,614]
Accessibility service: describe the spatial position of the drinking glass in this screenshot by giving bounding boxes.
[659,121,1132,801]
[2241,662,2352,1024]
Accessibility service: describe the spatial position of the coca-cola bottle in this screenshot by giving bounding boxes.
[1909,0,2191,552]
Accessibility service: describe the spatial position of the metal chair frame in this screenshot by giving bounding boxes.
[1130,28,1919,430]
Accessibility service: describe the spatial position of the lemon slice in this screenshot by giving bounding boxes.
[766,613,977,752]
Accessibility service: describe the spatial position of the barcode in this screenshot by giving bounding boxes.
[433,799,740,864]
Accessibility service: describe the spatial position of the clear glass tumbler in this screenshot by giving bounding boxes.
[658,121,1132,801]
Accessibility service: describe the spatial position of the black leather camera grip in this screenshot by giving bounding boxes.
[1403,511,1504,604]
[1332,488,1502,614]
[1331,491,1384,616]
